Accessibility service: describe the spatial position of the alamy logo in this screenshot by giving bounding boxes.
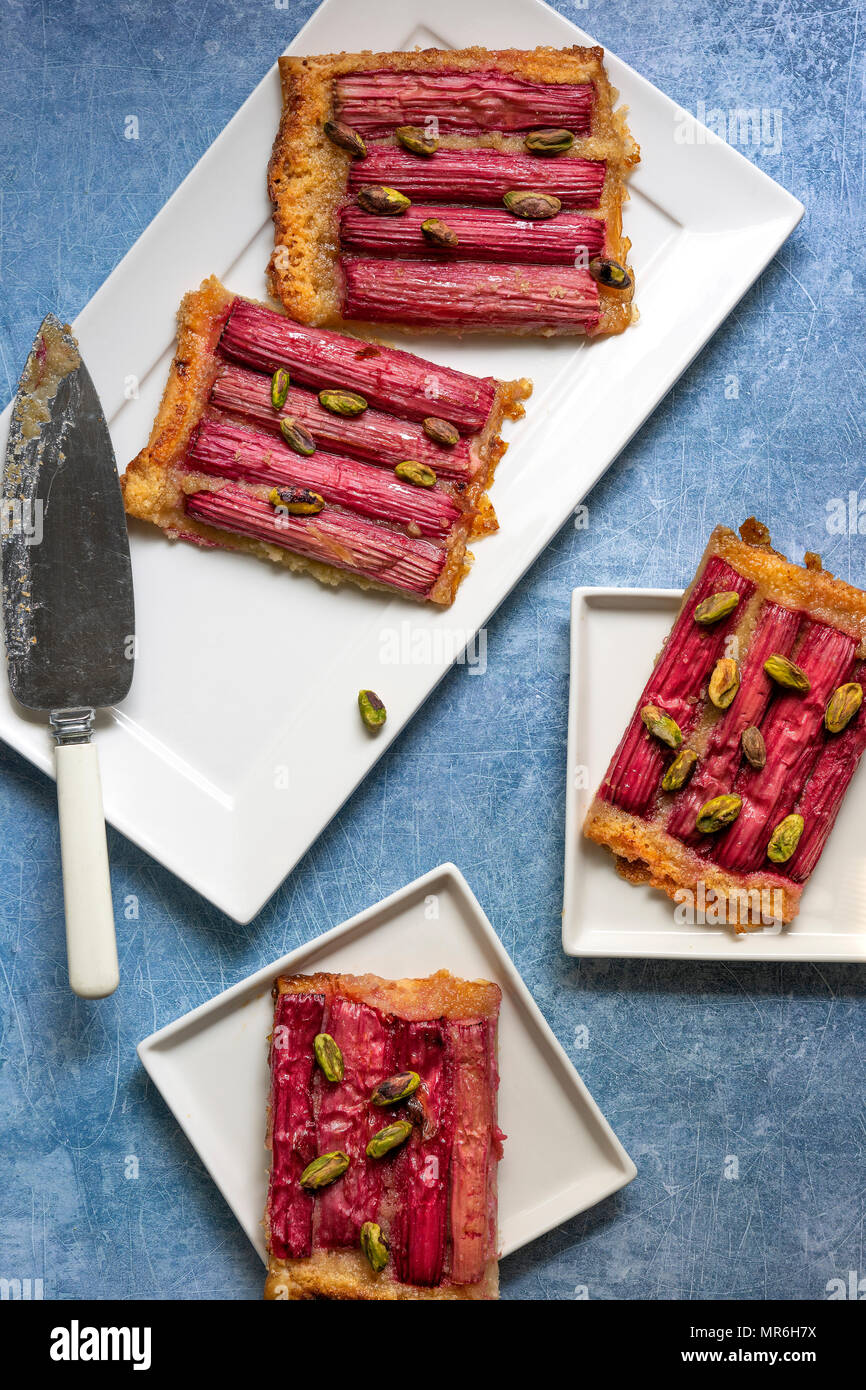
[674,882,784,929]
[674,100,783,155]
[50,1320,152,1370]
[0,1276,43,1299]
[0,498,43,545]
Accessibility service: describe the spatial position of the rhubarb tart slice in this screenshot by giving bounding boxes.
[268,45,639,336]
[121,277,529,605]
[583,521,866,928]
[264,969,503,1300]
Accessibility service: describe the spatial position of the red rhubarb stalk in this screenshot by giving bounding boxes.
[714,622,856,872]
[314,997,394,1249]
[342,258,601,332]
[210,364,478,481]
[185,484,446,598]
[335,70,594,137]
[788,663,866,882]
[389,1022,453,1288]
[186,419,461,539]
[666,601,802,843]
[267,991,326,1260]
[340,203,606,266]
[446,1019,497,1286]
[600,558,756,816]
[347,147,606,209]
[219,298,496,432]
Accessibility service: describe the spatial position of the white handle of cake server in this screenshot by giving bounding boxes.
[55,740,119,999]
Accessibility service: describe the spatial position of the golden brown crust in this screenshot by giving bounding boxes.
[267,46,638,335]
[583,799,801,925]
[121,276,530,607]
[266,969,501,1301]
[583,521,866,928]
[273,968,502,1020]
[264,1248,497,1301]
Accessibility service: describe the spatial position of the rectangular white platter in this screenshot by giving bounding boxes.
[138,864,637,1268]
[563,589,866,961]
[0,0,804,922]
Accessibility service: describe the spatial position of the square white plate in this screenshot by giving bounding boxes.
[563,589,866,960]
[138,863,636,1268]
[0,0,804,922]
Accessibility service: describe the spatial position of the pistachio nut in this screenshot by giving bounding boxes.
[271,367,290,410]
[422,416,460,447]
[406,1091,437,1140]
[524,127,575,155]
[359,1221,389,1272]
[370,1070,420,1106]
[641,703,683,750]
[313,1032,344,1083]
[503,189,562,219]
[766,813,805,864]
[279,416,316,456]
[696,794,743,834]
[366,1121,413,1159]
[269,486,324,516]
[764,653,810,694]
[319,388,368,417]
[661,747,698,792]
[395,460,437,487]
[588,257,632,289]
[323,120,367,159]
[741,725,767,770]
[693,591,740,626]
[395,125,439,156]
[358,689,387,730]
[299,1151,350,1190]
[356,184,411,215]
[421,217,459,250]
[709,657,741,710]
[825,681,863,734]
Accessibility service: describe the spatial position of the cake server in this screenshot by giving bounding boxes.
[1,315,134,998]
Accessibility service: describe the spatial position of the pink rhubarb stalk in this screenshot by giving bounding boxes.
[267,991,326,1260]
[666,600,802,844]
[219,298,496,432]
[389,1022,453,1288]
[340,203,605,266]
[186,419,461,539]
[347,147,606,209]
[714,621,856,873]
[210,364,478,481]
[185,483,446,599]
[788,662,866,882]
[600,558,756,816]
[446,1019,498,1286]
[335,69,594,137]
[342,258,601,332]
[313,997,394,1250]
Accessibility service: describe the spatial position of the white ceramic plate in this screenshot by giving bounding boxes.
[137,864,637,1269]
[0,0,804,922]
[563,589,866,960]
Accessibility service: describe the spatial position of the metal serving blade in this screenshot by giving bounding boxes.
[2,314,134,711]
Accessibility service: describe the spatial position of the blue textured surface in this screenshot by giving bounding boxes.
[1,0,864,1302]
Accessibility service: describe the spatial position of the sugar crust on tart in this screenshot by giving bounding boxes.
[267,45,639,336]
[121,276,530,606]
[583,522,866,928]
[264,969,502,1301]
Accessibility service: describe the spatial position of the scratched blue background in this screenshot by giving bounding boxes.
[1,0,864,1302]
